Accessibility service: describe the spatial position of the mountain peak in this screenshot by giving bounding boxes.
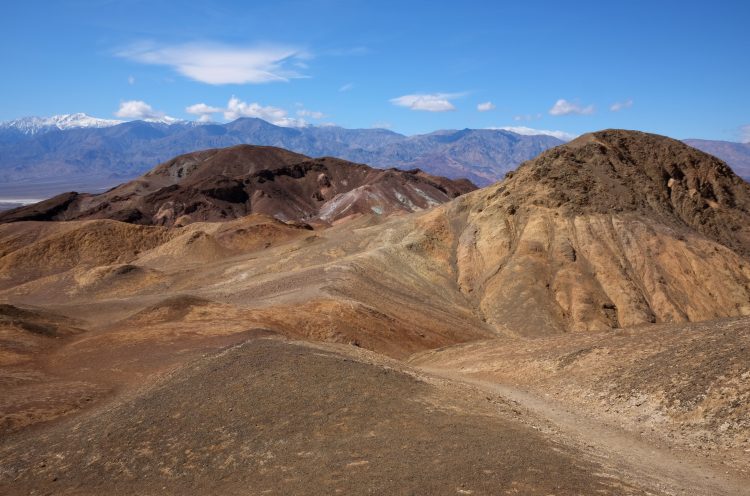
[0,113,124,134]
[478,129,750,257]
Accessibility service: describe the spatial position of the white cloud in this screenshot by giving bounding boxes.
[610,99,634,112]
[339,83,354,92]
[117,42,309,85]
[185,103,223,114]
[185,103,224,122]
[477,101,496,112]
[549,99,595,116]
[297,109,326,119]
[390,92,463,112]
[739,125,750,143]
[224,96,306,127]
[489,126,576,141]
[115,100,176,122]
[183,97,315,126]
[127,75,135,85]
[371,122,392,129]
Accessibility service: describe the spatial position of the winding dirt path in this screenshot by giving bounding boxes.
[420,368,750,496]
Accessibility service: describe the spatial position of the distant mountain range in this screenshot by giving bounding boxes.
[1,114,748,201]
[0,113,125,135]
[0,115,563,196]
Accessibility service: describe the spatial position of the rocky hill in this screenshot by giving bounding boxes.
[438,129,750,335]
[0,145,475,226]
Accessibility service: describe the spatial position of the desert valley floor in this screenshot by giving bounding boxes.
[1,130,749,495]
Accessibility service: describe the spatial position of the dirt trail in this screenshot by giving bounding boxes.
[420,368,750,496]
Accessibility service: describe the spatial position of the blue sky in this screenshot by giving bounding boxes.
[1,0,748,140]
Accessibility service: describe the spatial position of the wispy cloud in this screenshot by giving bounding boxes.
[489,126,576,141]
[371,122,392,129]
[610,99,634,112]
[339,82,354,92]
[549,99,595,116]
[127,75,135,85]
[514,113,542,122]
[117,42,309,85]
[115,100,175,121]
[477,101,495,112]
[390,92,464,112]
[741,125,750,143]
[297,109,326,119]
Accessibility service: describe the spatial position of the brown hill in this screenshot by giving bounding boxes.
[0,338,653,495]
[0,145,476,226]
[496,130,750,256]
[441,129,750,335]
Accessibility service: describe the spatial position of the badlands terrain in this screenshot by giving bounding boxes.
[0,130,749,495]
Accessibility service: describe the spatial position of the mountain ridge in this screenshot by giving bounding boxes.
[0,113,125,134]
[0,116,564,191]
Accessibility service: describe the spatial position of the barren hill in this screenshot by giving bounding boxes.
[440,129,750,335]
[0,338,653,496]
[0,144,476,226]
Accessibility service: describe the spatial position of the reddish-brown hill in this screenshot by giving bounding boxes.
[0,145,476,226]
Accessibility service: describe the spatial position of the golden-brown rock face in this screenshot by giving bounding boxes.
[443,130,750,334]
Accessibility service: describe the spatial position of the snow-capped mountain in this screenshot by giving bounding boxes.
[0,113,124,135]
[0,117,565,191]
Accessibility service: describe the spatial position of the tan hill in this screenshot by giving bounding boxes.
[0,144,476,226]
[1,130,749,494]
[443,129,750,335]
[0,338,655,496]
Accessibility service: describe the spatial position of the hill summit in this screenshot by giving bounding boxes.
[496,129,750,254]
[438,130,750,334]
[0,145,476,226]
